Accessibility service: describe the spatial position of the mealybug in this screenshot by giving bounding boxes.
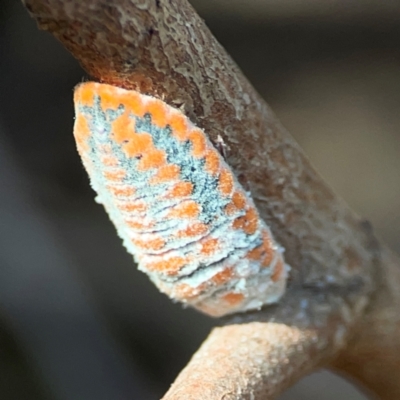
[73,82,289,317]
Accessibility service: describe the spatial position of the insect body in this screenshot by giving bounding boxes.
[73,82,288,316]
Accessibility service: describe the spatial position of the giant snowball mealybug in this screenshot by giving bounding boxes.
[73,82,289,317]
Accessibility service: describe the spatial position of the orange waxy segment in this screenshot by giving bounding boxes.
[173,283,205,299]
[173,267,233,301]
[199,237,220,256]
[73,113,91,145]
[100,155,119,167]
[131,236,165,251]
[188,129,207,158]
[111,112,134,144]
[165,182,193,199]
[222,292,244,306]
[169,112,189,141]
[146,255,188,275]
[246,245,265,261]
[261,232,274,267]
[166,201,200,220]
[124,92,146,118]
[233,208,258,235]
[138,148,166,171]
[118,201,147,213]
[218,168,234,196]
[106,185,135,198]
[123,132,153,158]
[103,169,126,182]
[125,219,154,231]
[224,191,246,215]
[94,86,122,110]
[146,99,168,128]
[149,164,180,184]
[211,268,233,285]
[176,222,208,239]
[74,83,96,107]
[204,149,220,175]
[232,191,246,209]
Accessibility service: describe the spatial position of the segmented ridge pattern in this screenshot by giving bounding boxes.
[73,82,288,316]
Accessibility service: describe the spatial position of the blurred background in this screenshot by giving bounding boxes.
[1,0,399,399]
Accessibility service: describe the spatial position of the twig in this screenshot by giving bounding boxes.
[21,0,400,398]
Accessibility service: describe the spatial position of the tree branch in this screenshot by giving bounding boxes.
[162,291,349,400]
[22,0,399,398]
[333,247,400,399]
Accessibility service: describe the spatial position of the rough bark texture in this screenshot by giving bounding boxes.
[21,0,400,399]
[333,247,400,399]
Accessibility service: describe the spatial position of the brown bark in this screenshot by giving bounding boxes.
[21,0,399,398]
[332,247,400,399]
